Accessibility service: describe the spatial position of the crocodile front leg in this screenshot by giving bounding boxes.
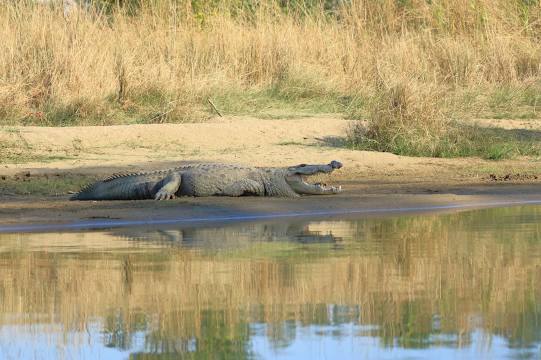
[154,173,182,200]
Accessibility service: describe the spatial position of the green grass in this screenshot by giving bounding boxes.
[479,87,541,120]
[10,88,211,126]
[3,78,541,163]
[489,112,538,120]
[460,126,541,160]
[0,138,74,164]
[348,123,541,160]
[7,87,365,126]
[277,141,304,146]
[6,71,360,126]
[205,73,369,119]
[208,86,347,119]
[0,175,91,196]
[345,82,541,160]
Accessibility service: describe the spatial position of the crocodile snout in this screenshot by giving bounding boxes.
[330,160,343,170]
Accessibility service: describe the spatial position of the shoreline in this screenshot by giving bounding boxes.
[3,182,541,233]
[0,118,539,233]
[3,199,541,234]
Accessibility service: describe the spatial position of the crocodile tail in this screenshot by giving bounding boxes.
[70,182,98,200]
[70,171,166,200]
[70,171,145,200]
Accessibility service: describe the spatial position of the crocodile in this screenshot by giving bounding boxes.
[71,161,343,200]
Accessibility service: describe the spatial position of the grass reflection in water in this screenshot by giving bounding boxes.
[0,205,540,359]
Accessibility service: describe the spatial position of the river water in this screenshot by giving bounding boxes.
[0,205,540,359]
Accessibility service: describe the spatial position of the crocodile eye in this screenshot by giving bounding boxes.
[298,164,307,167]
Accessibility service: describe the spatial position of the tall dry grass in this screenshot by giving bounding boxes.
[1,1,541,153]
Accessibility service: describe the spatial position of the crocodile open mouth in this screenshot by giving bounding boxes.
[286,161,343,195]
[294,177,342,194]
[313,181,342,192]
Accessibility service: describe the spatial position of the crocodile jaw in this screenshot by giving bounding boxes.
[285,161,343,195]
[287,177,342,195]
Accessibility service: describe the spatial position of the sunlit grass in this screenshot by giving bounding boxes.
[2,1,541,158]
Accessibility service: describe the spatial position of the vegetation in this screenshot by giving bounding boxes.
[346,84,541,159]
[2,1,541,158]
[0,174,90,196]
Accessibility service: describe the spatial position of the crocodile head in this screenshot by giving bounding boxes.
[285,160,343,195]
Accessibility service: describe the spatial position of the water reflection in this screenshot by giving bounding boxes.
[0,206,540,359]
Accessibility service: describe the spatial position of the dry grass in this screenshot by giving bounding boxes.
[347,80,452,156]
[347,83,541,159]
[1,1,541,155]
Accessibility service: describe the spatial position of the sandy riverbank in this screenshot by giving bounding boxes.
[0,116,540,230]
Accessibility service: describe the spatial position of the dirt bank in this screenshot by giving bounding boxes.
[1,182,541,232]
[2,116,540,178]
[0,116,540,231]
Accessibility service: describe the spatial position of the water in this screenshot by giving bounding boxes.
[0,205,540,359]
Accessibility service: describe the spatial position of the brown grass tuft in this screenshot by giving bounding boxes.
[357,80,449,155]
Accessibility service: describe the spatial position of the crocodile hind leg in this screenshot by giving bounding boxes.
[154,173,182,200]
[219,179,264,197]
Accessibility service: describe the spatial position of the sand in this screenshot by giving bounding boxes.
[0,116,540,231]
[1,116,471,177]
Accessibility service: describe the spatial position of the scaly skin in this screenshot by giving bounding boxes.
[71,161,343,201]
